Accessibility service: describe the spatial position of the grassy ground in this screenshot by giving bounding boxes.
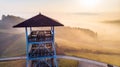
[56,33,120,67]
[58,59,79,67]
[0,59,79,67]
[0,60,26,67]
[65,52,120,66]
[0,27,120,66]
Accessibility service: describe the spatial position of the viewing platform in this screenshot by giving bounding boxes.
[13,13,64,67]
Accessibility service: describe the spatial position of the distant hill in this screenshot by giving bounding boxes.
[0,15,25,29]
[103,20,120,25]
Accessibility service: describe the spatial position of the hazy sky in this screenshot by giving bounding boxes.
[0,0,120,18]
[0,0,120,38]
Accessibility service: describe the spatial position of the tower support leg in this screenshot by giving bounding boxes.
[25,27,29,67]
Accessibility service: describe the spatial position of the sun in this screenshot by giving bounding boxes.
[80,0,100,8]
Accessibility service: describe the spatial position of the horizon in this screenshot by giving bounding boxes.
[0,1,120,67]
[0,0,120,39]
[0,0,120,18]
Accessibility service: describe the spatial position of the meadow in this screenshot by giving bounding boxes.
[56,27,120,66]
[0,59,79,67]
[0,27,120,66]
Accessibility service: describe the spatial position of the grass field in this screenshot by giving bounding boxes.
[56,37,120,66]
[0,27,120,66]
[0,60,26,67]
[55,27,120,66]
[0,59,79,67]
[58,59,79,67]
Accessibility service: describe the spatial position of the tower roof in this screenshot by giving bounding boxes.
[13,13,64,27]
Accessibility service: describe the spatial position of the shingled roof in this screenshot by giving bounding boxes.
[13,13,64,27]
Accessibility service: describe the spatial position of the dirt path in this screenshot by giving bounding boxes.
[0,55,118,67]
[78,61,106,67]
[57,55,107,66]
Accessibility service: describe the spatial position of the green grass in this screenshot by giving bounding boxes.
[58,59,79,67]
[0,60,25,67]
[0,59,79,67]
[65,52,120,66]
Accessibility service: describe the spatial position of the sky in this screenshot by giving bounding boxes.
[0,0,120,39]
[0,0,120,18]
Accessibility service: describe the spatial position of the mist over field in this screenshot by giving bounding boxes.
[0,0,120,67]
[48,12,120,41]
[0,14,120,66]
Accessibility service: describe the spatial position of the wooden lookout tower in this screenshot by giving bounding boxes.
[13,13,64,67]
